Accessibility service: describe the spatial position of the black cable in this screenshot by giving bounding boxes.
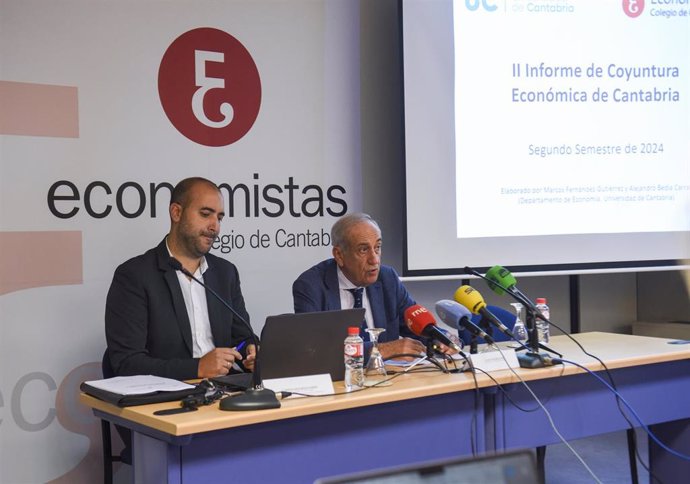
[450,349,480,456]
[471,367,541,413]
[289,362,452,399]
[548,323,664,484]
[557,358,689,473]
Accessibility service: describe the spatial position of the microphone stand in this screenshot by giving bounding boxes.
[465,266,561,368]
[469,334,478,355]
[478,316,494,340]
[169,258,279,410]
[515,297,562,368]
[514,306,556,368]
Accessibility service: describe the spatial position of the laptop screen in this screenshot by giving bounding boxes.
[259,308,366,381]
[314,451,541,484]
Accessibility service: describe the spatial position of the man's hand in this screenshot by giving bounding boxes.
[198,347,242,378]
[242,344,257,372]
[378,337,426,361]
[432,341,459,355]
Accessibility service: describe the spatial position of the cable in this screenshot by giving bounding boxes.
[461,351,480,457]
[395,351,480,456]
[487,344,604,484]
[557,358,690,463]
[470,366,541,413]
[286,354,452,398]
[547,324,662,483]
[286,370,408,398]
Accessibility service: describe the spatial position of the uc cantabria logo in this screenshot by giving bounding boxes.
[158,27,261,147]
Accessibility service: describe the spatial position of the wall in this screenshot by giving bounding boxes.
[0,2,362,482]
[638,271,690,323]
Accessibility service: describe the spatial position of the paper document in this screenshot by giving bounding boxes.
[385,356,430,367]
[83,375,194,395]
[263,373,334,398]
[469,349,520,372]
[386,352,465,367]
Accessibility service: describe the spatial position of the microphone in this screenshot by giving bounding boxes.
[465,265,536,311]
[168,257,279,411]
[169,257,253,334]
[485,265,535,306]
[468,265,563,368]
[404,304,462,352]
[434,300,494,345]
[484,265,516,296]
[453,285,513,339]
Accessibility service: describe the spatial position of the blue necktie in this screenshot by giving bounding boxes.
[348,287,363,309]
[347,288,369,341]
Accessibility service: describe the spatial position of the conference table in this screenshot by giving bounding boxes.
[488,332,690,484]
[80,332,690,483]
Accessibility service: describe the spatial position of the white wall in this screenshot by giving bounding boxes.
[0,2,362,482]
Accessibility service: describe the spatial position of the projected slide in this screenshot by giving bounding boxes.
[402,0,689,274]
[453,1,689,238]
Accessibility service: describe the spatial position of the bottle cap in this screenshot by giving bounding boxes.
[347,327,360,335]
[536,297,547,304]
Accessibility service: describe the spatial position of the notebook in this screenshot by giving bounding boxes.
[213,308,366,389]
[314,450,541,484]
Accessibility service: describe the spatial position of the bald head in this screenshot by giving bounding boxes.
[170,177,220,211]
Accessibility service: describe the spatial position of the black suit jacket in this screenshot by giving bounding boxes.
[105,239,253,380]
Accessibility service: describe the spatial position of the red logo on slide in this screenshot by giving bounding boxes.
[622,0,644,18]
[158,28,261,147]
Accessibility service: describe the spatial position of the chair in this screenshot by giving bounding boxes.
[465,304,516,345]
[100,350,131,484]
[463,306,639,484]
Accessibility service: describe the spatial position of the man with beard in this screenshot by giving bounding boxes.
[105,177,256,380]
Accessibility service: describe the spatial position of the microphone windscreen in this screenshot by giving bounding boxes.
[404,304,436,336]
[485,265,517,295]
[454,285,487,314]
[434,299,472,330]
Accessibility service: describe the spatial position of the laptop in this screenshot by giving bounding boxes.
[314,450,541,484]
[260,308,365,380]
[213,308,365,389]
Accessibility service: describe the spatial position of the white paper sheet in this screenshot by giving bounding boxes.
[83,375,194,395]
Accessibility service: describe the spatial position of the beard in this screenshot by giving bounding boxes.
[178,223,216,258]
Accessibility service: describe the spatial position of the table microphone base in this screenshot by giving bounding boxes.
[220,388,281,411]
[518,351,561,369]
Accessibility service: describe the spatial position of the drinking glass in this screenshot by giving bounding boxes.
[364,328,392,387]
[510,302,528,344]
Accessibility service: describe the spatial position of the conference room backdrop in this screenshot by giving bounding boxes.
[0,1,362,482]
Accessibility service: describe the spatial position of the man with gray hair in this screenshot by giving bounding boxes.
[292,212,427,359]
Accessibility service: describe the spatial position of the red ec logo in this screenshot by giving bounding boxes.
[158,28,261,147]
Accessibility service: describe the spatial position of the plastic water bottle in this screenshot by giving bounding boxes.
[535,298,550,343]
[344,327,364,391]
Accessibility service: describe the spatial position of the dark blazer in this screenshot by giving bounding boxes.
[105,239,253,380]
[292,258,417,344]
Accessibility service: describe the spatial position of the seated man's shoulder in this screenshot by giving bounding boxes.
[116,245,158,272]
[206,251,235,267]
[377,264,401,281]
[296,258,333,280]
[108,246,162,292]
